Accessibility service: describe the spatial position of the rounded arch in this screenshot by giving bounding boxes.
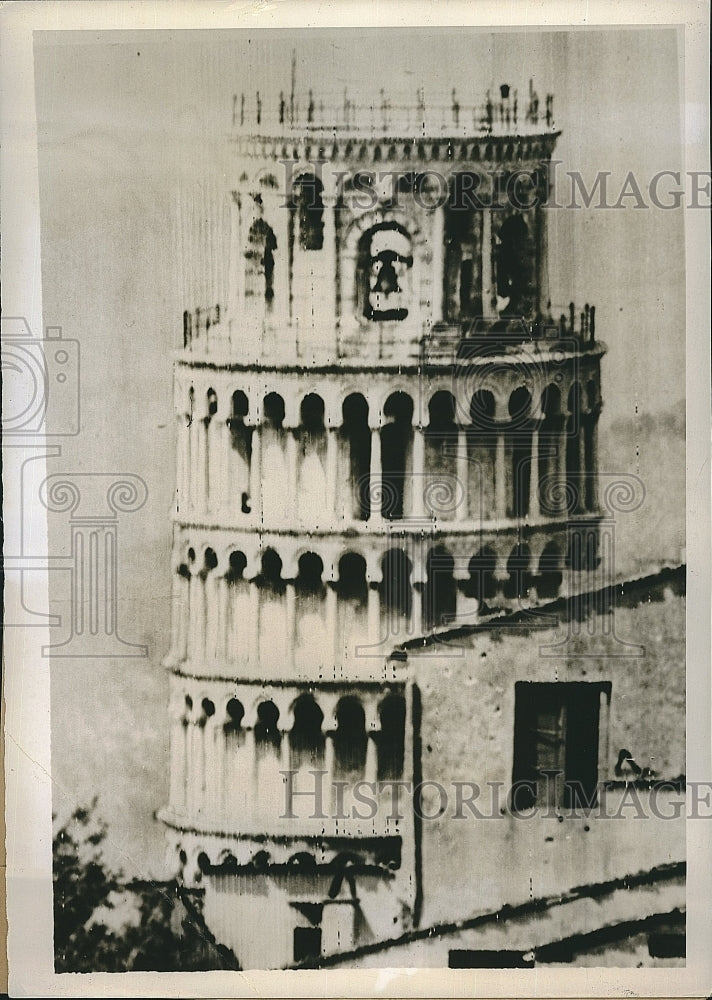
[256,547,284,593]
[231,390,249,420]
[469,389,496,429]
[427,390,457,428]
[289,693,325,768]
[295,551,325,596]
[299,392,325,432]
[262,392,285,429]
[336,551,368,603]
[540,382,562,419]
[380,548,413,619]
[424,544,456,630]
[333,696,367,774]
[466,545,497,602]
[505,542,532,600]
[377,693,406,780]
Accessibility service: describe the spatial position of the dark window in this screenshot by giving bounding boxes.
[293,926,322,963]
[292,175,324,251]
[245,219,277,305]
[512,682,609,811]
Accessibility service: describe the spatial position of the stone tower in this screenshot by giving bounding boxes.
[160,81,605,969]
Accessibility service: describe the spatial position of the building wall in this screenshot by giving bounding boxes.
[408,578,685,929]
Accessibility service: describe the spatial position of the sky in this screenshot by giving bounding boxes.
[33,26,686,878]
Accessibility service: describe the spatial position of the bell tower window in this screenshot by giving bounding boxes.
[245,218,277,306]
[357,222,413,321]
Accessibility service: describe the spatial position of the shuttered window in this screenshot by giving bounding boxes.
[512,682,610,811]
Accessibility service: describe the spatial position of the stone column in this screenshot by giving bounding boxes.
[216,572,230,663]
[481,208,494,314]
[326,424,338,523]
[204,569,219,665]
[325,584,339,669]
[365,732,379,785]
[286,430,299,522]
[430,204,445,323]
[285,583,297,676]
[369,427,382,523]
[218,398,233,519]
[367,585,381,647]
[589,412,600,510]
[324,733,335,784]
[248,423,262,522]
[410,583,424,638]
[528,422,541,520]
[189,412,200,515]
[494,425,507,520]
[197,416,209,517]
[558,415,569,516]
[248,580,260,672]
[578,418,588,512]
[456,426,469,521]
[411,427,425,518]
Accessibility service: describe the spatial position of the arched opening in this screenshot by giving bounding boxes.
[333,697,367,775]
[299,393,325,437]
[380,548,412,621]
[229,391,251,512]
[425,391,458,521]
[538,384,562,516]
[444,174,483,322]
[225,550,247,586]
[290,695,325,769]
[256,548,284,595]
[291,174,324,251]
[206,387,218,421]
[538,541,563,599]
[224,698,245,738]
[494,212,534,316]
[335,552,368,606]
[381,392,413,520]
[297,395,327,523]
[263,392,285,430]
[245,218,277,307]
[202,547,218,578]
[464,546,497,603]
[566,383,583,513]
[295,552,325,598]
[254,700,281,754]
[423,546,456,630]
[467,390,496,519]
[377,695,406,780]
[505,543,532,600]
[340,393,371,521]
[508,387,532,518]
[356,222,413,322]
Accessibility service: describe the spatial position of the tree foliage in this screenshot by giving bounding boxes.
[53,801,239,972]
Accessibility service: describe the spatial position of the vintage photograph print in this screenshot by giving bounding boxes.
[5,14,708,991]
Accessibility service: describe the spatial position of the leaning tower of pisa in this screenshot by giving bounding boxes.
[159,81,606,969]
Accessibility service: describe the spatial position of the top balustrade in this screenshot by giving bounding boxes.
[231,84,556,141]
